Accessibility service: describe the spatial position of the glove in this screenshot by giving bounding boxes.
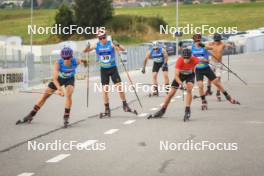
[198,43,205,48]
[178,83,185,90]
[81,59,88,67]
[113,40,120,47]
[162,63,168,71]
[87,41,91,49]
[141,67,146,74]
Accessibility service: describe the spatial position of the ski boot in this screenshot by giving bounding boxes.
[123,102,138,115]
[100,108,111,118]
[183,110,191,122]
[201,100,208,110]
[16,113,34,125]
[147,108,166,119]
[225,95,240,105]
[63,117,69,128]
[205,89,213,96]
[216,91,221,102]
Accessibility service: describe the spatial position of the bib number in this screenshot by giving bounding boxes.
[100,55,111,63]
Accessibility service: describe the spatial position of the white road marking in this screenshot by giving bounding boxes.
[175,95,182,99]
[104,129,119,134]
[150,107,158,111]
[46,154,70,163]
[17,173,34,176]
[123,119,136,125]
[79,140,98,148]
[171,99,175,102]
[138,113,148,117]
[246,121,264,124]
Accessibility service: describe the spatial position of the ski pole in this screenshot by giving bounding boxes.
[209,51,247,85]
[86,52,90,108]
[118,52,143,108]
[220,61,247,85]
[19,90,61,96]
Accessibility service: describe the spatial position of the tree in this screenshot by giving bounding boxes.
[22,0,38,8]
[74,0,113,28]
[55,4,75,40]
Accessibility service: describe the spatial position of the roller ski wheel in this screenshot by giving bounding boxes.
[147,109,165,119]
[227,96,240,105]
[148,92,159,97]
[63,118,69,128]
[217,95,221,102]
[183,111,191,122]
[205,90,213,96]
[16,114,33,125]
[99,109,111,119]
[201,100,208,110]
[193,95,200,99]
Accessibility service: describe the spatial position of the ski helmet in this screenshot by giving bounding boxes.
[213,33,222,41]
[182,48,192,59]
[61,47,73,59]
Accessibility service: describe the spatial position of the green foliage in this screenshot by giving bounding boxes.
[106,15,168,33]
[55,4,74,40]
[74,0,113,28]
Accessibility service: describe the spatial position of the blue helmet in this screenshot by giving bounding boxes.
[61,47,73,58]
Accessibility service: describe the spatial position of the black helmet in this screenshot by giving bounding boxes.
[193,33,201,42]
[182,48,192,59]
[213,33,222,41]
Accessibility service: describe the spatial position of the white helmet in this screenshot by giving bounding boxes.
[152,41,159,49]
[97,28,106,37]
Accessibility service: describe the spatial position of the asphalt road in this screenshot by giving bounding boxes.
[0,52,264,176]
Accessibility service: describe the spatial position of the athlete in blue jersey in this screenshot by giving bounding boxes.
[192,34,240,110]
[84,29,136,117]
[142,41,169,96]
[20,47,87,127]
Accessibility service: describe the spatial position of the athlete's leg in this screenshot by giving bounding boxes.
[63,85,74,126]
[162,87,177,109]
[35,87,56,108]
[185,82,194,107]
[162,71,170,93]
[152,72,159,95]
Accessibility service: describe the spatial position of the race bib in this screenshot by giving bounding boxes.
[154,57,163,63]
[100,55,111,63]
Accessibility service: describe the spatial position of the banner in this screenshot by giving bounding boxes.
[0,68,28,89]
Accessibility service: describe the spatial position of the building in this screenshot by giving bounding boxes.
[0,0,24,7]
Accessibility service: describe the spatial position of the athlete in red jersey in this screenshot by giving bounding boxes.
[148,48,208,121]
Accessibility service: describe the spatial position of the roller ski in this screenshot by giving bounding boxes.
[147,108,165,119]
[201,100,208,110]
[148,90,159,97]
[16,114,33,125]
[99,108,111,119]
[205,89,213,96]
[63,117,69,128]
[123,102,138,115]
[183,109,191,122]
[216,91,221,102]
[225,95,240,105]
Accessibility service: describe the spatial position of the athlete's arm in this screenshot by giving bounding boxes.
[112,40,125,52]
[205,43,214,50]
[143,51,151,68]
[224,42,234,48]
[53,62,64,96]
[175,69,182,85]
[83,44,96,53]
[162,48,169,64]
[77,58,88,67]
